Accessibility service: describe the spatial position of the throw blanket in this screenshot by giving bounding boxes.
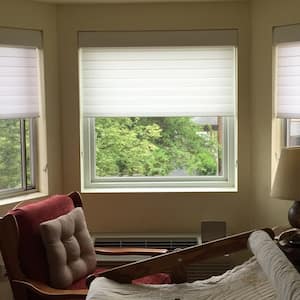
[87,257,276,300]
[248,230,300,300]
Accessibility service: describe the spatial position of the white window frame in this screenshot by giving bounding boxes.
[79,30,238,193]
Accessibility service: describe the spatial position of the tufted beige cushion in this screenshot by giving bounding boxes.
[40,207,96,289]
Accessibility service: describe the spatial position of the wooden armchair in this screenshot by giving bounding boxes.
[0,192,169,300]
[87,228,275,286]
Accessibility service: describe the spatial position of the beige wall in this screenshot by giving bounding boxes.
[0,0,60,215]
[1,0,299,235]
[250,0,300,228]
[57,2,252,234]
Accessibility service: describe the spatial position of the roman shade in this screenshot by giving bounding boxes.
[0,28,42,119]
[274,24,300,118]
[79,30,237,118]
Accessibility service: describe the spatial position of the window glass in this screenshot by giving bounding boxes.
[0,119,36,196]
[93,116,223,178]
[0,119,22,191]
[286,119,300,147]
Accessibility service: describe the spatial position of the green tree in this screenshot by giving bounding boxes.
[0,120,22,190]
[95,117,220,177]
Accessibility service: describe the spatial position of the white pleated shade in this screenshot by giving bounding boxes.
[80,46,236,117]
[271,147,300,200]
[0,46,40,119]
[276,42,300,118]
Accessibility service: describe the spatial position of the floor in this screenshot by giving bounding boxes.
[0,279,13,299]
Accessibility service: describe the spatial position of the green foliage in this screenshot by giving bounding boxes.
[95,117,220,177]
[0,120,22,190]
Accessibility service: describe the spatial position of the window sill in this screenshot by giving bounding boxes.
[82,186,238,194]
[0,192,48,207]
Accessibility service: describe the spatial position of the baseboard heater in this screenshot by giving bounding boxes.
[93,234,232,281]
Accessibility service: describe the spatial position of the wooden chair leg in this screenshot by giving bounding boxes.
[11,282,29,300]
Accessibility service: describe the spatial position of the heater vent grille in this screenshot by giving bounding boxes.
[94,236,198,251]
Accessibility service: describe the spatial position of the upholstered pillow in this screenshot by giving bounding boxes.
[40,207,96,289]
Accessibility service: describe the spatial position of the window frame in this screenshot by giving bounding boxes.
[0,28,43,199]
[79,30,238,192]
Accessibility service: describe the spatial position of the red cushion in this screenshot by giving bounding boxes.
[133,273,171,284]
[69,267,171,290]
[10,195,75,283]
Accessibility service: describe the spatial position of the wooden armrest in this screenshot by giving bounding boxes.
[87,228,274,286]
[95,247,168,256]
[272,225,293,238]
[13,279,87,298]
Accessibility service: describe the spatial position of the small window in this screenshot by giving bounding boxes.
[274,25,300,148]
[79,31,237,192]
[0,119,36,196]
[286,119,300,147]
[0,31,42,198]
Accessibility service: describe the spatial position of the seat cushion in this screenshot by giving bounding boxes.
[133,273,171,285]
[40,207,96,289]
[69,268,171,290]
[12,194,75,283]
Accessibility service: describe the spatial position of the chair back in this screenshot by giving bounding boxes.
[0,192,82,285]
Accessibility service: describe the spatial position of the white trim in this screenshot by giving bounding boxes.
[0,191,47,205]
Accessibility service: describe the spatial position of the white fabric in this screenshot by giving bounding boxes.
[0,46,40,119]
[80,46,236,117]
[86,257,277,300]
[248,230,300,300]
[275,41,300,118]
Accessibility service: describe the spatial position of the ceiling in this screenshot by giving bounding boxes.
[32,0,247,4]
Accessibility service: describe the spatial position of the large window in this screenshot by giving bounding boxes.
[274,25,300,148]
[79,31,237,192]
[0,29,42,198]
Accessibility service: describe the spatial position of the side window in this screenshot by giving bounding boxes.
[274,25,300,148]
[286,119,300,147]
[0,30,42,199]
[0,119,36,195]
